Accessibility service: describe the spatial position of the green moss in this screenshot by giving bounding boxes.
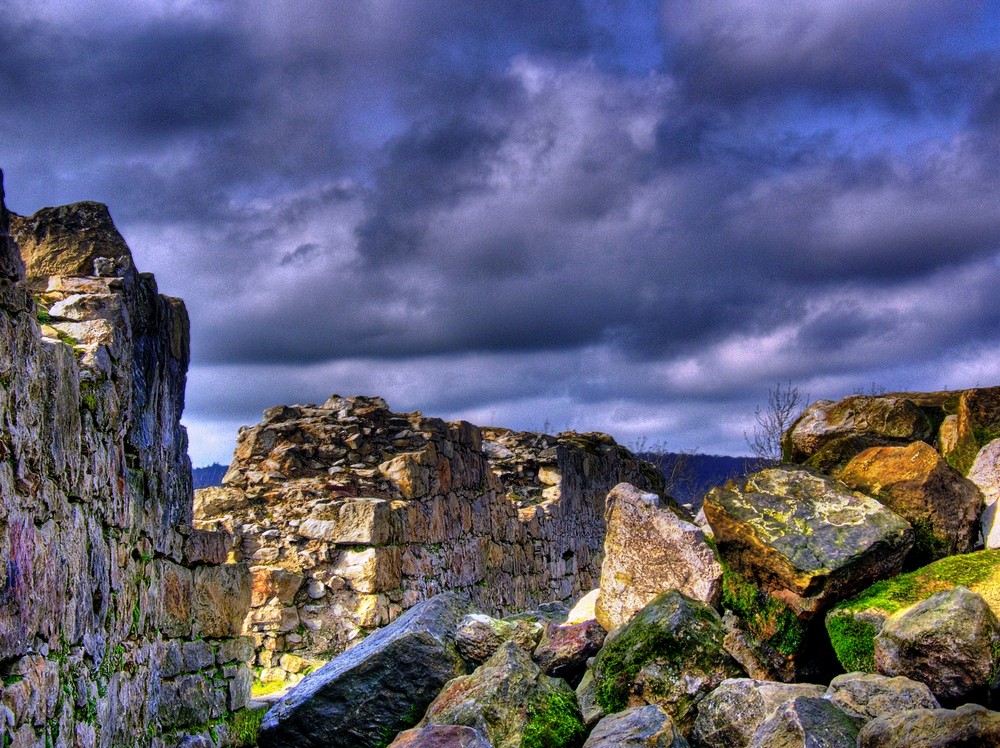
[594,618,682,713]
[251,679,288,698]
[35,303,51,325]
[229,706,267,746]
[825,614,878,672]
[721,563,806,656]
[521,689,586,748]
[907,517,951,567]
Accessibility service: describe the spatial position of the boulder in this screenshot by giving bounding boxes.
[704,467,913,618]
[823,672,938,724]
[826,549,1000,673]
[576,669,605,729]
[388,726,492,748]
[455,613,544,664]
[583,705,690,748]
[689,678,825,748]
[970,440,1000,548]
[421,641,586,748]
[595,483,722,632]
[858,704,1000,747]
[532,619,606,686]
[874,586,1000,704]
[839,441,982,564]
[10,201,135,281]
[749,696,858,748]
[945,387,1000,475]
[783,396,932,465]
[566,589,599,624]
[258,592,475,748]
[591,590,742,734]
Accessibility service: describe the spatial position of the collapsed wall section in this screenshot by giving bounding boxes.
[195,396,666,684]
[0,172,251,748]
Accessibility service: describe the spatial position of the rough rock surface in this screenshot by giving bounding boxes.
[874,585,1000,704]
[704,467,913,618]
[196,402,664,683]
[0,174,252,747]
[839,441,981,563]
[388,725,492,748]
[532,619,606,686]
[825,549,1000,673]
[596,483,721,631]
[258,592,474,748]
[749,696,858,748]
[858,703,1000,747]
[591,590,743,734]
[783,395,933,465]
[971,440,1000,548]
[688,678,825,748]
[823,672,939,724]
[421,640,587,748]
[455,612,544,663]
[583,705,690,748]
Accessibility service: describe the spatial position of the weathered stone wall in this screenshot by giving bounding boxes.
[194,396,665,684]
[0,172,252,748]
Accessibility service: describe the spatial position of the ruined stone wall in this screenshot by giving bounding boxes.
[195,396,665,684]
[0,172,252,748]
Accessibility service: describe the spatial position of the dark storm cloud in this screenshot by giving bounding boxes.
[4,0,1000,464]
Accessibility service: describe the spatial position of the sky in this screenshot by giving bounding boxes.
[3,0,1000,466]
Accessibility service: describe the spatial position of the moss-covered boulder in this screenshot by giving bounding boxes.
[825,549,1000,673]
[944,387,1000,475]
[783,396,932,464]
[874,586,1000,704]
[704,467,913,619]
[689,678,824,748]
[858,704,1000,747]
[421,641,587,748]
[839,441,982,565]
[455,613,544,664]
[591,590,742,734]
[802,434,903,476]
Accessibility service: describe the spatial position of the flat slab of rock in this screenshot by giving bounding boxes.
[583,705,689,747]
[592,590,742,734]
[596,483,722,631]
[689,678,825,748]
[704,467,913,618]
[749,696,858,748]
[258,593,475,748]
[874,585,1000,704]
[421,640,586,748]
[388,725,491,748]
[858,703,1000,747]
[840,441,981,563]
[823,672,938,724]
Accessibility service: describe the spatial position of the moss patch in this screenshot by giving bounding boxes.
[250,679,288,698]
[826,550,1000,671]
[229,706,267,747]
[721,563,806,656]
[521,690,586,748]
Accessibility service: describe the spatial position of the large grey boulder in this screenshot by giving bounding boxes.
[592,590,743,734]
[874,585,1000,703]
[823,672,939,724]
[704,467,913,618]
[858,704,1000,747]
[596,483,721,631]
[689,679,825,748]
[258,592,476,748]
[583,705,689,747]
[749,696,858,748]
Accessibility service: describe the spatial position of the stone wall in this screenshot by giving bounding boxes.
[194,396,665,684]
[0,172,252,748]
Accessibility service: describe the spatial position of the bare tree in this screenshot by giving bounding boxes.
[745,381,805,467]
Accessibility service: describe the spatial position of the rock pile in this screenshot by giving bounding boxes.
[194,401,664,687]
[0,172,253,746]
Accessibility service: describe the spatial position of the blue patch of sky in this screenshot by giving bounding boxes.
[581,0,666,75]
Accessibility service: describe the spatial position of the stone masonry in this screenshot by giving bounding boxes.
[194,398,666,685]
[0,172,252,748]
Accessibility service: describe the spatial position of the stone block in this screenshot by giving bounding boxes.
[183,530,229,566]
[193,564,252,638]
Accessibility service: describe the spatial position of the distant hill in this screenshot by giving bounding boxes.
[636,452,762,510]
[192,463,227,489]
